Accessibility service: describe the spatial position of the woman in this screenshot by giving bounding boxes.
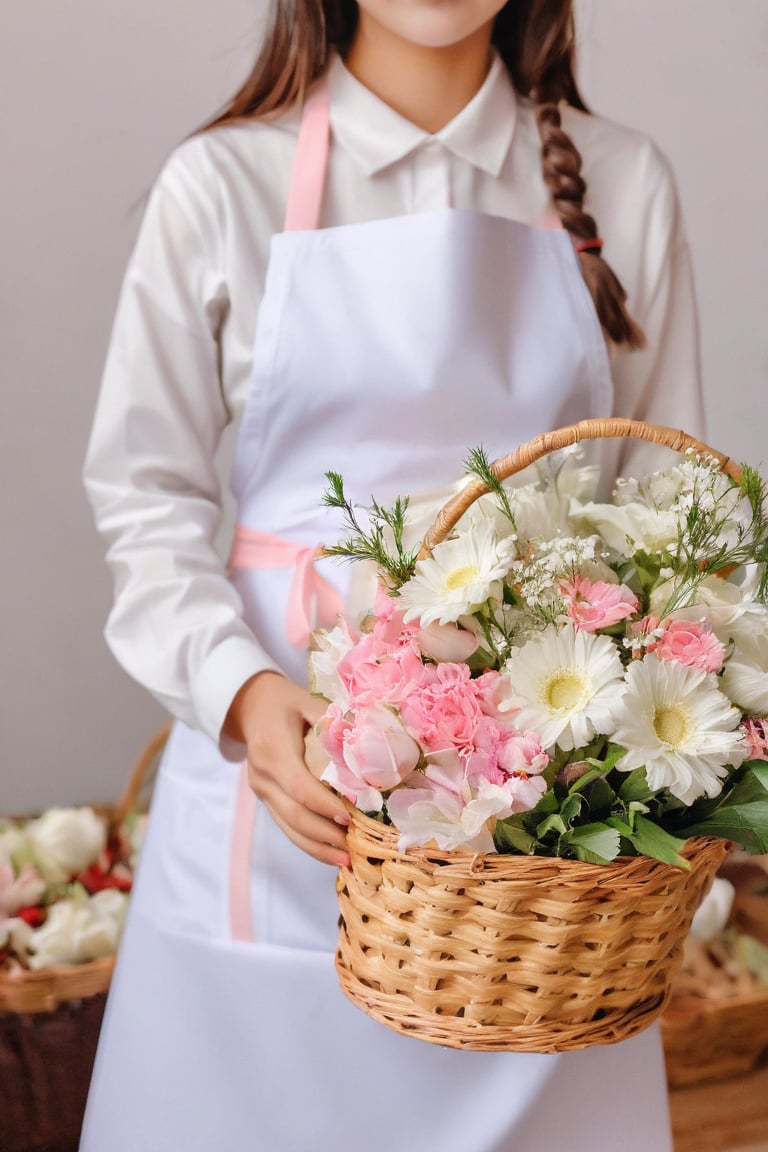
[82,0,702,1148]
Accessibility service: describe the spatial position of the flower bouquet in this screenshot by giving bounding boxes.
[310,419,768,1052]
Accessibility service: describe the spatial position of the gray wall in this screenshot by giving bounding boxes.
[2,1,766,811]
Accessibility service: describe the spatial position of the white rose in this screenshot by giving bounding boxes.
[308,621,356,708]
[26,887,128,970]
[1,916,35,960]
[574,500,679,557]
[26,807,107,884]
[690,877,735,941]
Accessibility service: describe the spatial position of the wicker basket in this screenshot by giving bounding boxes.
[662,991,768,1087]
[662,855,768,1086]
[335,418,742,1053]
[0,723,170,1152]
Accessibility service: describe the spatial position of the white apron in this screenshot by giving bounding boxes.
[81,75,673,1152]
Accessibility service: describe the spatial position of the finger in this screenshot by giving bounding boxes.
[283,713,350,824]
[268,806,350,869]
[256,775,348,851]
[300,692,330,726]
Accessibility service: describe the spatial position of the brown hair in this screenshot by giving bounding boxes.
[206,0,643,347]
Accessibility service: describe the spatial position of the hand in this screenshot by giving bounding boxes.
[224,672,350,868]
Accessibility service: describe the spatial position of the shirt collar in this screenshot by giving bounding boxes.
[328,52,517,178]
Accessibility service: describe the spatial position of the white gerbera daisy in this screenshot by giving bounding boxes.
[501,625,625,751]
[609,655,745,804]
[399,520,515,626]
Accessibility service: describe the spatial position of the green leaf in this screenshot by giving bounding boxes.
[530,788,559,817]
[575,775,618,818]
[606,815,633,838]
[559,793,586,826]
[678,802,768,854]
[723,761,768,805]
[535,813,568,838]
[674,762,768,853]
[562,823,621,864]
[494,818,536,855]
[618,767,656,804]
[629,815,691,869]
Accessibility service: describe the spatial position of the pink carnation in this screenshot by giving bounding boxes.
[399,663,483,753]
[654,618,725,674]
[337,632,432,709]
[560,575,638,632]
[466,717,549,787]
[743,718,768,761]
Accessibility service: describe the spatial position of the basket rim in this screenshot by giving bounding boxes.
[420,417,742,557]
[346,805,724,874]
[663,986,768,1020]
[0,955,115,1015]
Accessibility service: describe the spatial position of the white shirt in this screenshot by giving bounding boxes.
[84,53,703,755]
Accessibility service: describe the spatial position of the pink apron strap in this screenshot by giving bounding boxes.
[229,762,257,942]
[283,73,331,233]
[228,524,344,648]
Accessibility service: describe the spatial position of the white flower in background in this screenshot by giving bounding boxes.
[399,520,516,626]
[25,887,129,970]
[506,457,600,543]
[308,620,357,709]
[501,625,625,751]
[26,807,107,885]
[0,823,27,868]
[720,628,768,715]
[609,655,745,804]
[649,568,766,647]
[572,499,680,557]
[690,877,735,941]
[125,814,148,873]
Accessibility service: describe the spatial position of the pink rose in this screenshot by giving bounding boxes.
[655,618,725,674]
[415,620,479,663]
[561,575,638,632]
[319,704,421,812]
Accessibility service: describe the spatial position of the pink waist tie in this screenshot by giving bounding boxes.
[226,523,343,942]
[228,524,345,649]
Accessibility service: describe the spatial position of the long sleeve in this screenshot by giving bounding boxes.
[83,140,282,758]
[610,145,705,478]
[549,106,706,484]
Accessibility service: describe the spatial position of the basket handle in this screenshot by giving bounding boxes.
[111,721,173,830]
[419,418,741,558]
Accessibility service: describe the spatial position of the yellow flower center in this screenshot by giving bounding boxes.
[444,565,480,592]
[543,669,588,712]
[653,704,691,748]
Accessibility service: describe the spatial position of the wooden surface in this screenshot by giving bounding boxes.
[670,1060,768,1152]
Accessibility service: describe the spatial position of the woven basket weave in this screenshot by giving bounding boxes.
[0,723,169,1152]
[335,418,740,1053]
[662,991,768,1087]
